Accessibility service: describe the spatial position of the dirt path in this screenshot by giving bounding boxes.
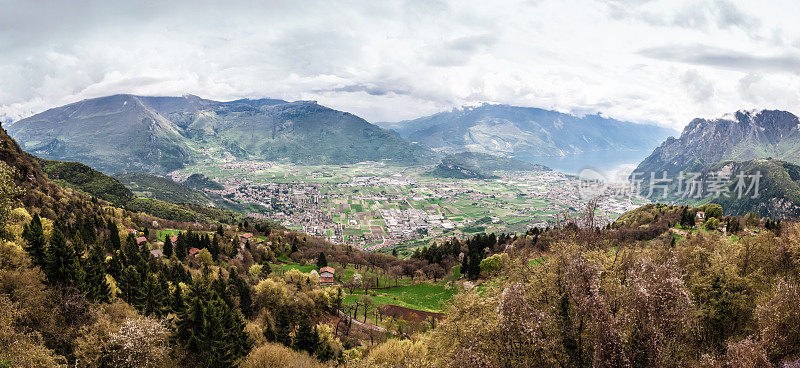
[337,309,391,334]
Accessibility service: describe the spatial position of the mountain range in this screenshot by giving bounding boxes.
[379,104,677,161]
[6,94,437,174]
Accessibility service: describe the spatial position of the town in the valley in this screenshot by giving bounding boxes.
[171,160,644,252]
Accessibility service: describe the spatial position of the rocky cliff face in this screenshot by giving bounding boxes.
[634,110,800,176]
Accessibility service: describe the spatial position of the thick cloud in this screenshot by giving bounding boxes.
[1,0,799,130]
[639,45,800,73]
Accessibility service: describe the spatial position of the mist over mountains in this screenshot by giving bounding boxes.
[379,104,677,161]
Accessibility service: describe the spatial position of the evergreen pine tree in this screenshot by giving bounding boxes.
[209,235,220,261]
[223,305,251,361]
[124,234,140,264]
[229,270,253,318]
[107,250,123,280]
[230,240,241,258]
[43,227,84,287]
[163,235,173,258]
[22,214,47,266]
[293,317,320,355]
[108,222,122,251]
[171,283,186,315]
[175,233,187,260]
[316,252,328,268]
[119,265,144,310]
[275,308,294,346]
[143,273,166,317]
[84,243,111,302]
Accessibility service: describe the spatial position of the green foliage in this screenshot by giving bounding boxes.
[175,279,251,367]
[183,173,224,191]
[479,253,505,276]
[680,207,696,228]
[292,317,321,356]
[316,252,327,268]
[704,217,720,230]
[37,158,134,205]
[428,152,549,179]
[701,203,723,219]
[163,235,173,258]
[461,233,497,280]
[83,244,111,303]
[22,214,46,266]
[0,161,23,240]
[43,228,84,287]
[116,171,210,206]
[125,197,246,224]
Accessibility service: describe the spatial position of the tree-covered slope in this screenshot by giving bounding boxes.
[37,158,134,205]
[115,171,211,206]
[183,173,223,191]
[700,159,800,218]
[426,152,549,179]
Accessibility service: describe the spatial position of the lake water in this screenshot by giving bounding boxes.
[518,149,653,177]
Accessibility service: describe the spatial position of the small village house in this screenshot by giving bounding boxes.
[319,266,335,285]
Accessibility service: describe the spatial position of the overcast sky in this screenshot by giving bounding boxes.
[1,0,799,130]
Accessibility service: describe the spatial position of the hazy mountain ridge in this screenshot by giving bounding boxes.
[380,104,677,160]
[6,94,437,174]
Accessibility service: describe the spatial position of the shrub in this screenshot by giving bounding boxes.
[239,343,322,368]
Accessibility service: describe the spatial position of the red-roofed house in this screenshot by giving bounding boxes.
[136,236,147,245]
[319,266,335,285]
[170,235,178,243]
[188,248,200,256]
[240,233,253,241]
[127,228,138,235]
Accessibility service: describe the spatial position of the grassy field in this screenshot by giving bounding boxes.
[342,281,457,313]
